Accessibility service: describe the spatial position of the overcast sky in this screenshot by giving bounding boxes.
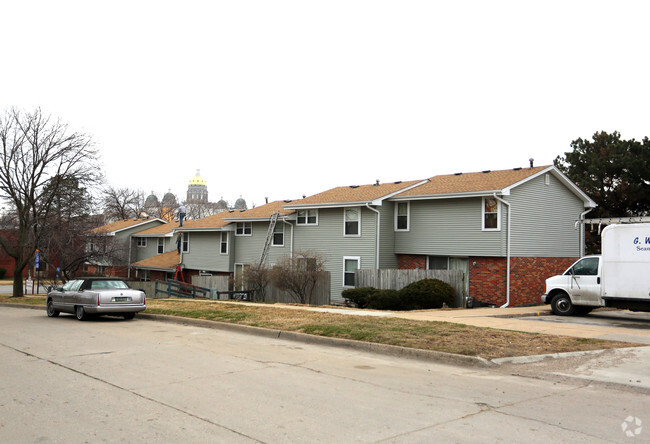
[2,1,649,208]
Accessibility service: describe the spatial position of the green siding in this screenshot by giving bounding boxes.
[182,232,232,272]
[394,198,506,257]
[293,206,378,302]
[509,173,584,257]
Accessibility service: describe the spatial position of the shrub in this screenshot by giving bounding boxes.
[366,289,403,310]
[342,287,377,308]
[0,267,5,279]
[399,278,456,310]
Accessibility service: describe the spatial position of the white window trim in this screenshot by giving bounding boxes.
[343,256,361,288]
[482,197,501,231]
[394,201,410,232]
[136,237,147,247]
[297,209,319,226]
[182,232,190,253]
[220,231,229,255]
[343,207,362,237]
[272,223,284,247]
[157,238,164,254]
[235,222,253,236]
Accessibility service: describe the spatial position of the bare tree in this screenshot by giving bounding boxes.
[102,186,145,221]
[0,108,100,297]
[245,263,272,302]
[269,251,326,304]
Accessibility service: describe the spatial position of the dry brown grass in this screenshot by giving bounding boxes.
[1,295,636,360]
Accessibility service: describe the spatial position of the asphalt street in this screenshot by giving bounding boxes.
[1,307,648,443]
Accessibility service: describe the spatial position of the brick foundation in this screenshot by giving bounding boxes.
[397,254,427,269]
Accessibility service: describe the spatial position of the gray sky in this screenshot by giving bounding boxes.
[2,1,649,208]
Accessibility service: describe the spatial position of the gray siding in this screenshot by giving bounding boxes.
[394,197,506,257]
[233,221,292,267]
[182,232,232,272]
[378,202,399,269]
[293,206,378,303]
[509,173,584,257]
[133,238,158,261]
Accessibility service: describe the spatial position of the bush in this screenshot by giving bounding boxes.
[399,278,456,310]
[0,267,6,279]
[366,289,403,310]
[342,287,377,308]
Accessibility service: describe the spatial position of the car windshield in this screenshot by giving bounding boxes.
[90,280,130,290]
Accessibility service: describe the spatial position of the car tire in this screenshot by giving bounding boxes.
[75,305,87,321]
[46,299,60,317]
[122,313,135,320]
[574,306,593,316]
[551,293,575,316]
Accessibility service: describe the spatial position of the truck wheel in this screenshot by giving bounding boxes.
[551,293,575,316]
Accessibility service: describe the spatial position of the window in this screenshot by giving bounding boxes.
[343,257,360,287]
[568,257,599,276]
[140,270,151,282]
[482,197,500,230]
[428,256,449,270]
[136,237,147,247]
[395,202,409,231]
[182,233,190,253]
[236,222,252,236]
[297,209,318,225]
[157,238,164,254]
[272,223,284,246]
[220,232,228,254]
[344,208,360,236]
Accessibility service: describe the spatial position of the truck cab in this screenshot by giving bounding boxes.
[542,256,603,316]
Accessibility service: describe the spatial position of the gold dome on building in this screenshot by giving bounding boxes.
[189,169,207,186]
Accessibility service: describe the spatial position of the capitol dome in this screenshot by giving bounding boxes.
[187,169,208,203]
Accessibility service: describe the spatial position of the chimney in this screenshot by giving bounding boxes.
[529,158,534,168]
[265,197,268,204]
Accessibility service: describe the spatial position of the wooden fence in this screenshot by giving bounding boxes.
[355,269,466,307]
[262,272,330,305]
[130,272,330,305]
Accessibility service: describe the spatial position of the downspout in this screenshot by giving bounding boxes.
[365,204,380,269]
[127,235,133,279]
[282,219,294,256]
[492,193,511,308]
[577,208,594,258]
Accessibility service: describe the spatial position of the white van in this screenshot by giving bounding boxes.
[542,223,650,315]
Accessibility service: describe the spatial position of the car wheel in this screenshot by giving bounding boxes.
[551,293,575,316]
[122,313,135,320]
[75,305,87,321]
[46,299,60,317]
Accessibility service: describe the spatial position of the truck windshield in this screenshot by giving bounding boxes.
[567,257,599,276]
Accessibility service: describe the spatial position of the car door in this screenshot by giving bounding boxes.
[567,257,601,305]
[63,280,84,308]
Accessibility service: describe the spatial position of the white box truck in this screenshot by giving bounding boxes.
[542,223,650,316]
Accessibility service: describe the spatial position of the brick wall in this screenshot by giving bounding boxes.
[469,256,578,306]
[398,254,579,307]
[397,254,427,269]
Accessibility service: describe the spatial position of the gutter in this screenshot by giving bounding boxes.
[492,193,511,308]
[365,204,380,269]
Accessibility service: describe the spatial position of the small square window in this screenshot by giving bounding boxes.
[236,222,252,236]
[297,209,318,225]
[136,238,147,247]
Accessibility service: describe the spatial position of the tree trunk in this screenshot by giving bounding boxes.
[12,265,25,298]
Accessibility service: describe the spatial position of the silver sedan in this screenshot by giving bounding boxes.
[46,278,146,321]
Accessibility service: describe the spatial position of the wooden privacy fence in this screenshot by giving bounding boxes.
[263,271,331,305]
[191,275,230,292]
[355,269,466,308]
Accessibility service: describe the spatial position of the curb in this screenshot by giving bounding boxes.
[138,313,495,368]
